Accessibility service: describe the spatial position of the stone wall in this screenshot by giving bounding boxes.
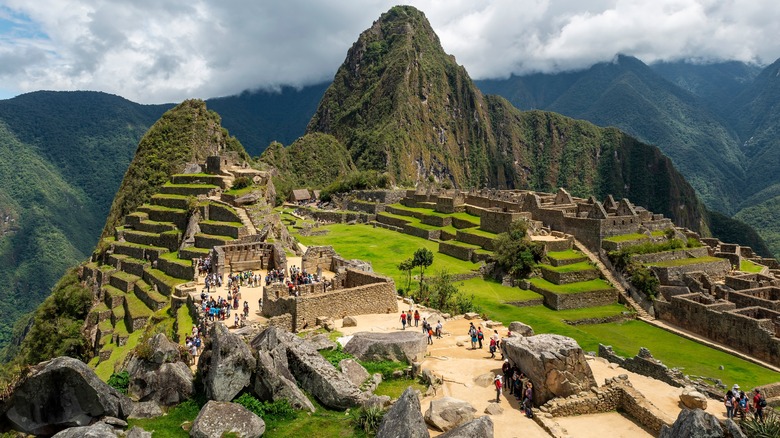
[438,242,474,262]
[455,230,495,250]
[402,224,440,240]
[479,210,531,234]
[598,345,685,388]
[301,246,338,273]
[351,189,406,204]
[386,205,424,219]
[538,375,671,436]
[650,258,731,286]
[216,241,283,273]
[727,287,780,312]
[376,213,411,228]
[293,276,396,331]
[156,257,194,281]
[420,215,451,227]
[202,202,242,223]
[346,199,385,214]
[297,208,374,224]
[630,247,710,264]
[655,294,780,366]
[529,284,617,310]
[540,266,599,284]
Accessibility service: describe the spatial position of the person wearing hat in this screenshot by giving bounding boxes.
[494,375,502,403]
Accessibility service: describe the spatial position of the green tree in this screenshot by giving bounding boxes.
[397,258,414,291]
[494,220,544,278]
[412,248,434,291]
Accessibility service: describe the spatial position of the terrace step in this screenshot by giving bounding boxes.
[150,194,192,210]
[159,183,219,197]
[547,250,588,267]
[202,202,243,224]
[109,271,140,293]
[376,212,412,228]
[156,254,194,281]
[171,173,229,188]
[539,263,600,285]
[179,246,212,260]
[102,284,127,308]
[112,241,169,262]
[107,253,148,278]
[136,205,188,230]
[111,305,125,327]
[134,219,178,234]
[134,279,168,312]
[194,233,234,249]
[123,211,149,227]
[123,293,153,333]
[198,220,245,239]
[142,266,184,297]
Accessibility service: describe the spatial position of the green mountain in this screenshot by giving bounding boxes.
[306,6,706,231]
[477,55,746,214]
[0,92,166,352]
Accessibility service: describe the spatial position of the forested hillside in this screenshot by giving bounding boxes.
[0,92,166,353]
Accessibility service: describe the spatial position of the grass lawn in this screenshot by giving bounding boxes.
[539,262,598,273]
[529,277,613,294]
[458,228,498,239]
[647,256,725,267]
[547,250,586,261]
[458,277,541,303]
[291,222,780,389]
[578,320,780,388]
[740,259,765,273]
[93,329,144,381]
[603,233,649,243]
[374,379,427,399]
[295,224,479,285]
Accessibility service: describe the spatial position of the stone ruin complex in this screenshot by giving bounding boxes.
[295,186,780,369]
[261,246,397,332]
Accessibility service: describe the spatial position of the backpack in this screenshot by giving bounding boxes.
[759,396,767,408]
[478,331,484,340]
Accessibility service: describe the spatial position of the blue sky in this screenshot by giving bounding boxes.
[0,0,779,104]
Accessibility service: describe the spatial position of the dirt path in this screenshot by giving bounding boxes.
[336,306,738,437]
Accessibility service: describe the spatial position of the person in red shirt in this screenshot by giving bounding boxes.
[753,388,764,422]
[400,312,407,330]
[413,310,420,327]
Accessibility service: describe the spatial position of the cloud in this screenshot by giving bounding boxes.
[0,0,778,103]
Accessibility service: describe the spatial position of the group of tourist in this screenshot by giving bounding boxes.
[196,254,213,276]
[227,270,259,288]
[399,309,442,344]
[725,384,766,422]
[184,325,205,365]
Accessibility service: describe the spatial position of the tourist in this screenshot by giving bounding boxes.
[435,320,443,338]
[421,318,428,334]
[724,389,734,419]
[477,327,484,349]
[753,388,765,422]
[234,313,239,328]
[468,323,477,349]
[494,375,502,403]
[489,337,497,358]
[400,311,407,330]
[523,382,534,418]
[427,327,433,345]
[502,360,512,391]
[414,310,420,327]
[243,301,249,318]
[738,391,748,420]
[407,310,413,325]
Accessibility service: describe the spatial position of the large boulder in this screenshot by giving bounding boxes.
[127,333,193,405]
[438,416,493,438]
[128,401,163,419]
[344,331,427,364]
[198,323,256,402]
[424,397,477,432]
[253,349,315,412]
[508,321,534,337]
[680,386,708,410]
[340,359,370,387]
[251,326,366,410]
[308,333,337,351]
[190,401,265,438]
[376,387,429,438]
[51,422,117,438]
[2,357,132,436]
[658,409,726,438]
[502,334,596,405]
[342,316,358,327]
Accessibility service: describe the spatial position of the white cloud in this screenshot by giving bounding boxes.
[0,0,778,103]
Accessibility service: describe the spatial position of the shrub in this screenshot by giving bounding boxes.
[626,264,659,299]
[741,408,780,437]
[234,393,296,421]
[231,176,252,190]
[107,370,130,394]
[352,404,386,435]
[493,220,544,278]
